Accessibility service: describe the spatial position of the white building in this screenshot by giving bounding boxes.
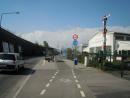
[83,31,130,54]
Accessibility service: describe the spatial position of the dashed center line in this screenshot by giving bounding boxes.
[49,79,53,82]
[77,84,81,88]
[46,83,50,87]
[40,89,46,95]
[71,69,86,98]
[74,76,77,78]
[40,70,59,96]
[80,90,86,97]
[56,71,58,74]
[75,79,79,83]
[52,76,55,79]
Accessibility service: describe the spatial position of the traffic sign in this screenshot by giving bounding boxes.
[73,40,78,46]
[73,34,78,40]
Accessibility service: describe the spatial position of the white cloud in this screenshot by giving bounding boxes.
[19,26,130,49]
[108,26,130,33]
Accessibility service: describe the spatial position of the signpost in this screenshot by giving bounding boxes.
[73,34,78,40]
[72,34,78,65]
[73,40,78,46]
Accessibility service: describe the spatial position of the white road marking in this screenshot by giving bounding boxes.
[55,72,58,75]
[72,70,75,76]
[43,59,46,65]
[56,71,58,74]
[40,89,46,95]
[77,84,81,88]
[49,79,53,82]
[74,76,77,79]
[46,83,50,87]
[80,91,86,97]
[52,76,55,79]
[13,75,31,98]
[75,80,79,83]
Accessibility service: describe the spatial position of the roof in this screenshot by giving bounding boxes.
[0,52,19,55]
[0,27,35,46]
[114,32,130,36]
[88,31,130,42]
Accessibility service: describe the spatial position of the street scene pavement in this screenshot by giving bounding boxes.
[0,56,130,98]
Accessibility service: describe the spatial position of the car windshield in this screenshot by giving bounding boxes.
[0,54,15,60]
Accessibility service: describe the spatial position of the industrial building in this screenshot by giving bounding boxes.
[83,31,130,54]
[0,27,46,57]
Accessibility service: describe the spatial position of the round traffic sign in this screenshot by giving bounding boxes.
[73,34,78,40]
[73,40,78,46]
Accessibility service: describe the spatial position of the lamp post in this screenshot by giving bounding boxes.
[0,11,20,28]
[102,14,110,59]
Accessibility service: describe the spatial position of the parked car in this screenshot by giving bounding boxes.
[0,53,24,72]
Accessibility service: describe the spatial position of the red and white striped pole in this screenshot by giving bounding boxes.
[102,14,110,59]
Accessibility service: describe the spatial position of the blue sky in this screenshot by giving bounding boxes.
[0,0,130,33]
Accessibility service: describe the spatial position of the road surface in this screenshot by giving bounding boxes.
[0,56,130,98]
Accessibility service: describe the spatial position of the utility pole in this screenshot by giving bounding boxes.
[102,14,110,59]
[0,11,20,28]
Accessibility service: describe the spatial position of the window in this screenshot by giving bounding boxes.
[126,36,130,41]
[0,54,15,60]
[115,36,124,40]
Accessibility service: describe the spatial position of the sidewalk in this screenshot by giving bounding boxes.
[65,60,130,98]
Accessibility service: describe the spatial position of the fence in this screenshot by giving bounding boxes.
[84,50,130,78]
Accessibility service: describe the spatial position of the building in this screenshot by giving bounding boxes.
[0,27,46,57]
[83,31,130,54]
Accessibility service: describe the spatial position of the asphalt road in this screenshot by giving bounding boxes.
[0,56,92,98]
[0,56,130,98]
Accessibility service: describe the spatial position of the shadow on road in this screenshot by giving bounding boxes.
[56,60,65,62]
[0,67,35,75]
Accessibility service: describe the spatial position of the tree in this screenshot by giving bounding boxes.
[43,41,49,47]
[35,41,39,46]
[66,48,73,60]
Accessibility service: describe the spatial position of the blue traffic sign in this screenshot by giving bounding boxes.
[73,40,78,46]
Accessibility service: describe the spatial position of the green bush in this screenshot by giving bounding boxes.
[102,61,122,71]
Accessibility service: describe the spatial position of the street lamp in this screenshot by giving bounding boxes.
[102,14,110,59]
[0,11,20,28]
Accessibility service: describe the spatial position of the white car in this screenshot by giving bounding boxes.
[0,53,24,72]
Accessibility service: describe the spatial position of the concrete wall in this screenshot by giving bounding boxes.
[88,32,114,53]
[84,32,130,54]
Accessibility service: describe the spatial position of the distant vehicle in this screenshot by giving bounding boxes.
[0,53,24,72]
[45,55,54,62]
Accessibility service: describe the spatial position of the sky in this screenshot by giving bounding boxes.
[0,0,130,48]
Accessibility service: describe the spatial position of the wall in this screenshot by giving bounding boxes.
[88,32,114,53]
[0,28,46,57]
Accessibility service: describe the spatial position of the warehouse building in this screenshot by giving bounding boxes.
[0,27,46,57]
[83,31,130,54]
